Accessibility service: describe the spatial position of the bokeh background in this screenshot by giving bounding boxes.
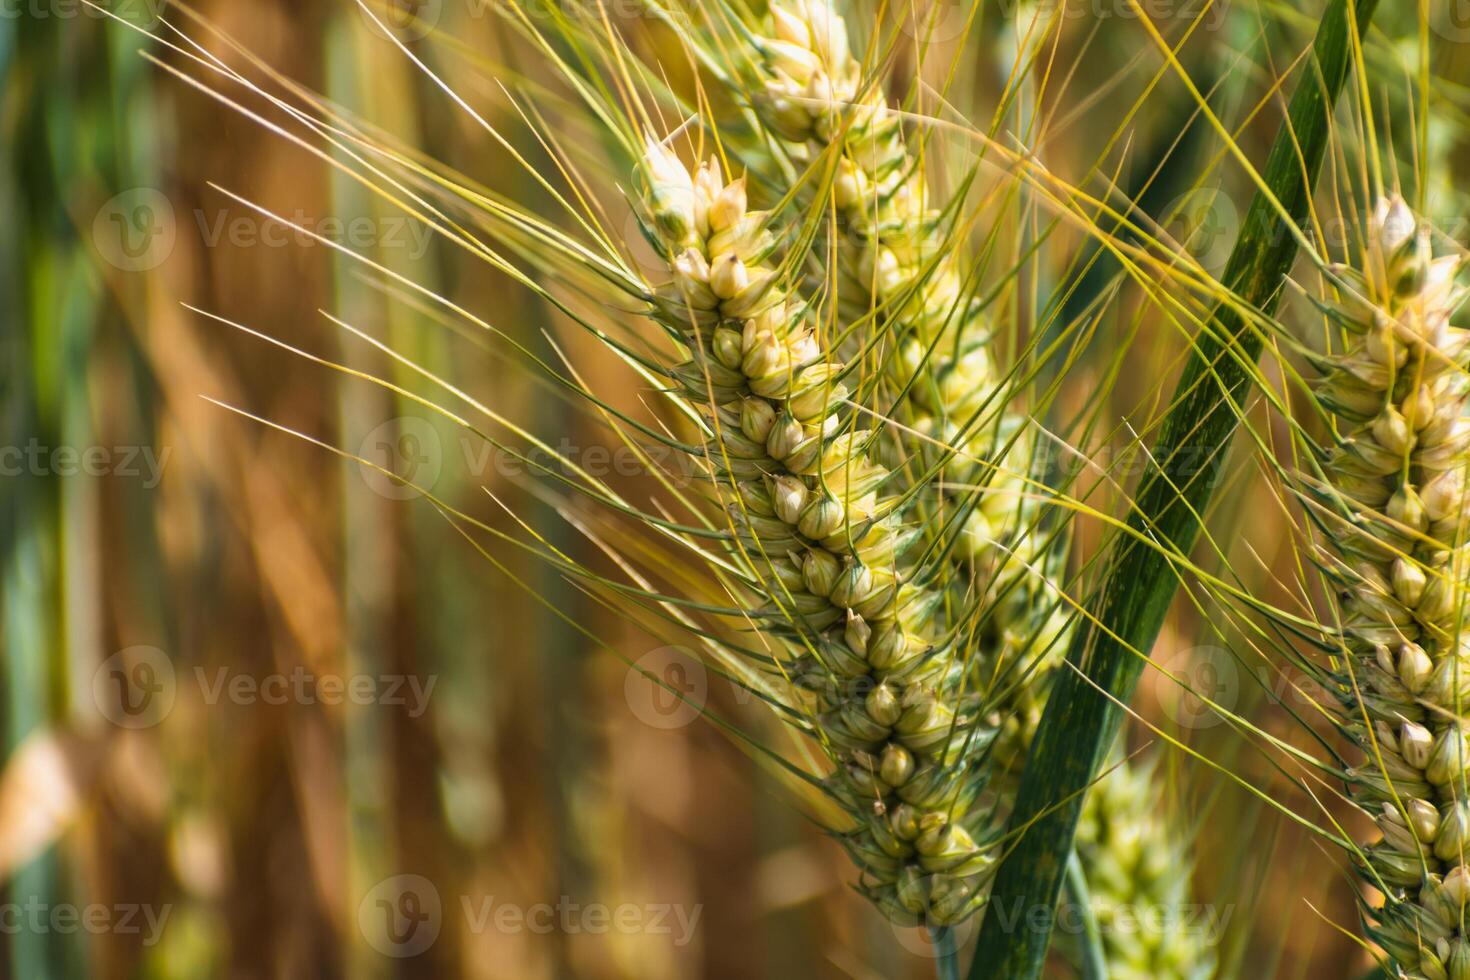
[2,0,1467,977]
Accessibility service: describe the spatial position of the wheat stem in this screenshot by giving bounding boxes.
[931,926,961,980]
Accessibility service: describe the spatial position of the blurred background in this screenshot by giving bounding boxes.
[1,0,1466,977]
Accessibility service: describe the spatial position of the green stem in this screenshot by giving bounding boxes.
[932,926,960,980]
[966,2,1379,977]
[1065,851,1108,980]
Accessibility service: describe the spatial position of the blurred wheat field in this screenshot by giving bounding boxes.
[2,0,1468,978]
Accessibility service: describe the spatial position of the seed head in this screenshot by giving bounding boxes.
[1306,198,1470,978]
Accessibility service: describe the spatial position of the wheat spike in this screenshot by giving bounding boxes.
[745,0,1065,763]
[738,5,1216,971]
[638,137,1000,926]
[1304,195,1470,980]
[1073,760,1217,979]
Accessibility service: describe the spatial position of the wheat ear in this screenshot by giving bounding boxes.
[1304,195,1470,980]
[739,5,1216,972]
[638,138,1000,926]
[1073,760,1216,979]
[743,0,1065,772]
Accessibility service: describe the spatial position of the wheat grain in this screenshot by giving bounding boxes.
[753,0,1008,521]
[732,8,1228,974]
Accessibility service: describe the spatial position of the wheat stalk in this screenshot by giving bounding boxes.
[735,0,1056,780]
[748,0,1013,530]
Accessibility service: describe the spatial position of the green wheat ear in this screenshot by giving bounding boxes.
[636,136,1002,927]
[1298,196,1470,980]
[1073,759,1217,980]
[728,1,1216,971]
